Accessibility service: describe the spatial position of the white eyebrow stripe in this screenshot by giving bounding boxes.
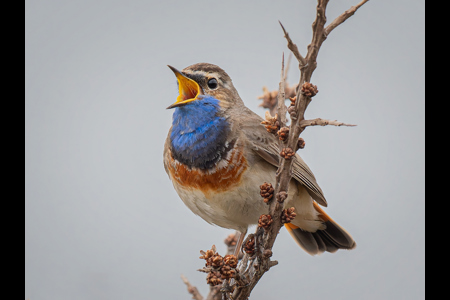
[183,70,228,87]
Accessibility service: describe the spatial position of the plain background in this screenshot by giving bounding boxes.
[25,1,425,299]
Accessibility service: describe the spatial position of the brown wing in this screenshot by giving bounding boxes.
[238,108,328,207]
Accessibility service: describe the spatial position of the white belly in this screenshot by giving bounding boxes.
[172,159,303,232]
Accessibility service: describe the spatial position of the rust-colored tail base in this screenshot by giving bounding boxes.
[285,202,356,255]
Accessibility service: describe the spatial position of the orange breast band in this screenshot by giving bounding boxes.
[168,146,248,194]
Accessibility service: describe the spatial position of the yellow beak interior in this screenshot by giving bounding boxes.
[167,65,202,109]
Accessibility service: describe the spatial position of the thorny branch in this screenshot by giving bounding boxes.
[183,1,368,299]
[279,22,307,68]
[324,0,370,36]
[300,118,356,128]
[181,274,204,300]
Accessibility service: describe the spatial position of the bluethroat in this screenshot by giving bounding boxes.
[163,63,356,256]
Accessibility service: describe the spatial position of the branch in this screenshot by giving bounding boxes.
[180,274,204,300]
[276,53,287,127]
[279,21,307,67]
[300,118,356,128]
[324,0,370,36]
[284,52,292,81]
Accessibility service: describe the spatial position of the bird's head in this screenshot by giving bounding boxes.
[167,63,242,110]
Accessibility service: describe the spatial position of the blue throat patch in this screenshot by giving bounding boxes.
[170,96,232,170]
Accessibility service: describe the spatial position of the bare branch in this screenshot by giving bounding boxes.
[324,0,369,36]
[181,274,204,300]
[276,53,287,127]
[279,21,307,67]
[300,118,356,128]
[205,286,221,300]
[268,260,279,268]
[197,267,214,273]
[284,52,292,81]
[304,0,329,69]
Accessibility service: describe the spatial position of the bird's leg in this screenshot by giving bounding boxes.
[234,229,247,257]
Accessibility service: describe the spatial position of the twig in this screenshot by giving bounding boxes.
[324,0,370,36]
[268,260,279,268]
[205,286,221,300]
[279,21,307,67]
[276,53,287,128]
[300,118,356,128]
[181,274,204,300]
[284,52,292,81]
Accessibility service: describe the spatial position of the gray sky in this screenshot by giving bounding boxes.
[25,1,424,299]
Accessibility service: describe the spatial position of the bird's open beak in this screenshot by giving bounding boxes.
[167,65,203,109]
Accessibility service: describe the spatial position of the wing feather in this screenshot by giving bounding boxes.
[238,108,327,206]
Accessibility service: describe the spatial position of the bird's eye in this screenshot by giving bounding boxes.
[207,78,218,89]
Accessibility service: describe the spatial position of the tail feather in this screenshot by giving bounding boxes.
[313,230,327,253]
[285,202,356,255]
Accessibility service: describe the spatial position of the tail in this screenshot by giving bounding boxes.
[285,202,356,255]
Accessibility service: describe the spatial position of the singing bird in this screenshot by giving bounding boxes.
[163,63,356,255]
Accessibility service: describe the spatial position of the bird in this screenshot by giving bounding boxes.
[163,62,356,256]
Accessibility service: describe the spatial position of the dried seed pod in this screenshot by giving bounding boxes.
[277,127,289,141]
[209,254,224,268]
[260,182,274,203]
[261,111,280,134]
[243,236,255,256]
[301,82,318,97]
[281,207,297,224]
[224,233,237,247]
[276,191,288,203]
[223,255,238,268]
[220,265,236,280]
[199,249,215,261]
[206,270,223,286]
[258,84,297,110]
[258,214,273,230]
[288,105,298,119]
[200,245,219,268]
[298,137,306,149]
[280,147,295,159]
[289,96,297,107]
[257,86,278,111]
